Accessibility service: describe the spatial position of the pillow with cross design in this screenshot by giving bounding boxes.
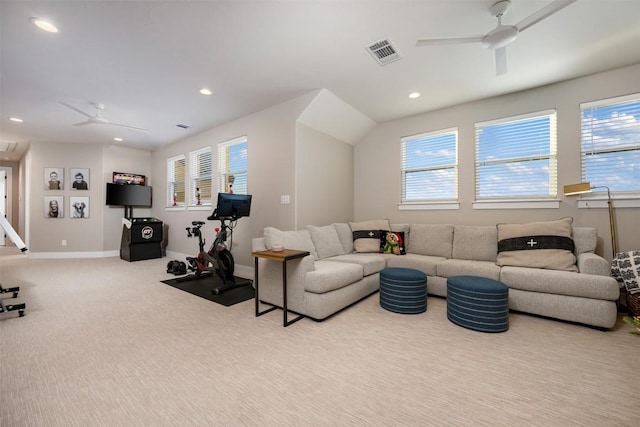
[496,217,577,272]
[349,219,391,253]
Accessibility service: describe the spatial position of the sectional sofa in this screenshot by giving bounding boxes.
[251,218,620,328]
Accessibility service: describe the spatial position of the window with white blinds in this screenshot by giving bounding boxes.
[167,155,186,206]
[189,147,212,206]
[217,136,247,194]
[581,94,640,194]
[401,128,458,202]
[475,110,557,200]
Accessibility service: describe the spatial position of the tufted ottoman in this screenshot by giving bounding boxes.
[447,275,509,332]
[379,268,427,314]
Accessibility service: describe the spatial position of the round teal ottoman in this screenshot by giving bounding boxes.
[380,268,427,314]
[447,275,509,332]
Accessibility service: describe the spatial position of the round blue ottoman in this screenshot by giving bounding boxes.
[447,275,509,332]
[380,268,427,314]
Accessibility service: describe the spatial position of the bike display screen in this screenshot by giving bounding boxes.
[214,193,252,218]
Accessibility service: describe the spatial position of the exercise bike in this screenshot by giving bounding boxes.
[185,211,249,295]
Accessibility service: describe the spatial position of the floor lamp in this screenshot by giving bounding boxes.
[563,182,618,258]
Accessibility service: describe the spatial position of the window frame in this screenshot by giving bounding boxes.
[188,146,213,208]
[217,136,248,195]
[473,109,559,209]
[166,154,186,209]
[578,93,640,209]
[399,127,459,210]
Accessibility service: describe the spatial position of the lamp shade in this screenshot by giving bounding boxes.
[564,182,591,196]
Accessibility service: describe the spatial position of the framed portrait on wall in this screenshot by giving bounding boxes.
[44,196,64,218]
[70,168,89,190]
[70,196,90,218]
[44,167,64,190]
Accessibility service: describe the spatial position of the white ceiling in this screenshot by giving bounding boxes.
[2,0,639,162]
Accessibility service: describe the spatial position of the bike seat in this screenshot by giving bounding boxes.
[192,221,205,226]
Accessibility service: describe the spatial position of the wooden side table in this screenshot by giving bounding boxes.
[252,249,310,327]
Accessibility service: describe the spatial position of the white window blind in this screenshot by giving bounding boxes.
[189,147,212,206]
[401,128,458,202]
[217,136,248,194]
[580,94,640,194]
[475,110,557,200]
[167,155,186,206]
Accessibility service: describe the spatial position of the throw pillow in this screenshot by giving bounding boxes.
[349,219,391,253]
[496,217,577,272]
[307,225,345,260]
[380,231,406,255]
[263,227,318,260]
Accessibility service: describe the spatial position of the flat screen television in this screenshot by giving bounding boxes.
[214,193,252,219]
[106,183,152,207]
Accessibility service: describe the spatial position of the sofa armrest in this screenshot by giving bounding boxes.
[577,253,611,276]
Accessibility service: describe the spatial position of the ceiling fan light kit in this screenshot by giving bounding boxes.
[415,0,577,75]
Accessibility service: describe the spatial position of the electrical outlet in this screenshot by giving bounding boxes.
[62,240,67,246]
[280,195,290,204]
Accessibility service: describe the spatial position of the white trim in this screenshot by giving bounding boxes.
[164,206,186,212]
[398,202,459,211]
[187,206,212,211]
[580,92,640,109]
[401,127,457,142]
[475,109,556,128]
[473,200,560,210]
[577,199,640,209]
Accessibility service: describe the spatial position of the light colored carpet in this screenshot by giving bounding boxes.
[1,254,639,426]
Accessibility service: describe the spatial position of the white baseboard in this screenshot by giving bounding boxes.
[29,250,120,259]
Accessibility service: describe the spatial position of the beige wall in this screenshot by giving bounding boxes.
[151,93,316,268]
[25,142,151,253]
[296,123,354,227]
[354,64,640,260]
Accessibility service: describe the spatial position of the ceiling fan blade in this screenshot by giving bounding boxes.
[60,102,93,119]
[495,47,507,76]
[416,35,483,47]
[515,0,576,32]
[109,122,149,132]
[72,121,92,127]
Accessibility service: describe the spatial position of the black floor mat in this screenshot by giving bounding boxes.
[161,273,254,307]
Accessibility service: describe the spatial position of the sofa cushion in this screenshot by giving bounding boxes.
[496,217,577,272]
[436,259,501,281]
[500,266,619,300]
[307,225,345,260]
[380,231,406,255]
[408,224,454,258]
[349,219,391,253]
[263,227,318,260]
[324,253,386,277]
[333,223,354,254]
[573,227,597,255]
[384,253,444,276]
[304,260,363,294]
[452,225,498,262]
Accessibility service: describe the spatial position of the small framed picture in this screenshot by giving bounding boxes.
[44,167,64,190]
[70,168,89,190]
[70,196,90,218]
[44,196,64,218]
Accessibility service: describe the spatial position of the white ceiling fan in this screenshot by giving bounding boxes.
[60,102,149,132]
[416,0,576,76]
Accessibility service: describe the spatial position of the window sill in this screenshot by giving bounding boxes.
[577,198,640,209]
[398,202,460,211]
[165,206,186,212]
[187,205,212,211]
[473,199,560,210]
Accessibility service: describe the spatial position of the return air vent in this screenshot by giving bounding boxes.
[366,37,402,66]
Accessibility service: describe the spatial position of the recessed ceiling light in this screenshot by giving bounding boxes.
[30,17,58,33]
[409,92,421,99]
[9,117,23,122]
[199,88,212,96]
[114,137,123,142]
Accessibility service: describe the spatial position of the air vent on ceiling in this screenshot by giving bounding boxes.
[176,124,190,129]
[366,37,402,66]
[0,141,17,153]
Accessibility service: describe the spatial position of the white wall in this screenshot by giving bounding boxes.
[354,64,640,260]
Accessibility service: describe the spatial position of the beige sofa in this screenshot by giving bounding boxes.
[252,220,619,328]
